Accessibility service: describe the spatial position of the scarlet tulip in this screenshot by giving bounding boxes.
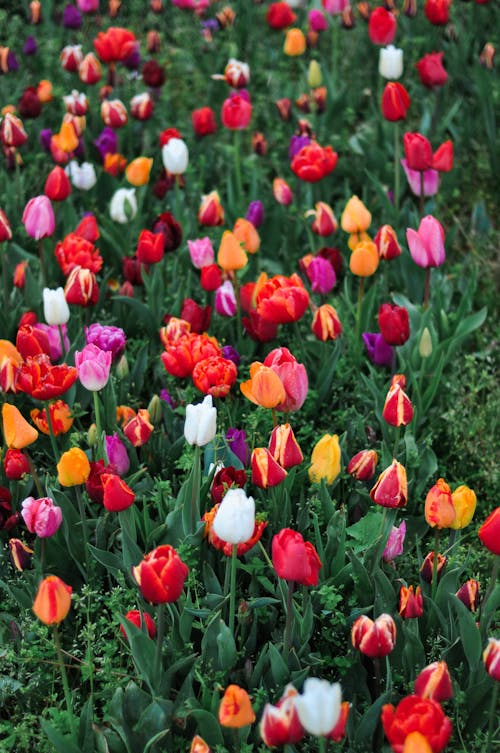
[432,141,453,172]
[374,225,401,260]
[368,7,397,45]
[44,166,71,201]
[424,0,451,25]
[78,53,102,84]
[130,92,154,121]
[15,354,77,400]
[136,229,164,264]
[133,545,188,604]
[191,106,217,136]
[55,233,102,276]
[478,506,500,555]
[351,613,396,657]
[252,448,287,488]
[291,142,338,183]
[0,113,28,148]
[221,91,252,130]
[192,356,237,398]
[269,423,303,469]
[102,473,135,512]
[4,449,30,480]
[266,3,297,30]
[64,266,99,306]
[381,695,452,752]
[404,132,433,172]
[381,82,410,121]
[416,52,448,88]
[348,449,378,481]
[370,459,407,508]
[256,274,310,325]
[121,609,156,640]
[272,528,322,585]
[312,304,343,341]
[382,381,414,426]
[60,45,84,72]
[123,409,154,447]
[94,27,137,63]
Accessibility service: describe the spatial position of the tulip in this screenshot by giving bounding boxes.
[351,614,396,657]
[432,140,453,173]
[61,44,84,72]
[245,200,264,228]
[312,304,342,341]
[455,579,480,612]
[132,544,188,604]
[192,356,237,399]
[263,347,308,412]
[349,240,379,277]
[44,166,71,201]
[0,208,12,242]
[347,449,378,481]
[4,449,30,480]
[65,267,99,307]
[212,488,255,545]
[379,45,403,79]
[184,394,217,447]
[382,520,406,562]
[75,344,112,391]
[188,237,214,269]
[381,696,452,753]
[219,685,256,728]
[399,585,424,619]
[57,448,91,486]
[123,409,154,447]
[416,52,448,88]
[162,137,189,174]
[0,113,28,148]
[406,215,445,269]
[370,459,408,508]
[368,7,396,45]
[21,496,62,537]
[382,382,414,427]
[9,538,34,571]
[308,60,322,88]
[449,485,476,530]
[198,191,224,226]
[363,332,395,368]
[424,0,451,25]
[191,106,217,136]
[22,195,55,239]
[269,423,303,469]
[241,363,287,409]
[33,576,72,625]
[221,91,252,130]
[266,2,297,29]
[121,610,156,640]
[381,82,410,121]
[126,157,153,186]
[284,28,306,56]
[110,188,137,223]
[478,507,500,555]
[2,403,39,449]
[308,434,341,485]
[251,448,287,489]
[63,91,88,116]
[101,473,135,512]
[414,661,453,702]
[273,177,293,205]
[420,551,447,584]
[260,685,304,747]
[293,678,342,737]
[66,161,97,190]
[483,638,500,682]
[272,529,322,586]
[233,218,260,254]
[425,478,455,529]
[217,230,248,271]
[31,400,73,437]
[291,143,338,183]
[130,92,154,121]
[226,428,250,467]
[306,202,337,236]
[404,132,433,172]
[43,287,70,326]
[375,225,401,260]
[378,303,410,346]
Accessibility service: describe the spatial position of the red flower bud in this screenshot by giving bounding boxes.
[260,684,304,747]
[64,266,99,307]
[420,551,447,583]
[102,473,135,512]
[455,579,480,611]
[382,382,413,427]
[132,544,188,604]
[268,423,303,469]
[351,613,396,657]
[378,303,410,346]
[424,0,451,26]
[120,609,156,639]
[414,661,453,702]
[311,303,343,341]
[478,506,500,555]
[347,449,378,481]
[44,166,72,202]
[271,528,322,586]
[432,140,453,172]
[399,585,423,619]
[374,224,401,260]
[136,229,164,264]
[123,409,153,447]
[368,7,396,45]
[251,447,287,489]
[381,82,410,122]
[483,638,500,682]
[4,448,30,480]
[404,132,433,171]
[0,208,12,242]
[416,52,448,88]
[370,460,408,508]
[191,106,217,137]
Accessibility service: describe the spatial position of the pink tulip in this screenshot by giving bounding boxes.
[22,196,55,240]
[77,0,99,11]
[75,344,112,391]
[21,496,62,538]
[401,159,439,197]
[187,237,214,269]
[263,347,308,413]
[406,215,445,268]
[215,280,237,317]
[382,521,406,562]
[322,0,350,14]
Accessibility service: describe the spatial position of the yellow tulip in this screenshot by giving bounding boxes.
[309,434,341,485]
[57,447,91,486]
[341,196,372,234]
[450,485,477,530]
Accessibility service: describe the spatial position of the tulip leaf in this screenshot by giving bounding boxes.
[268,642,290,686]
[216,620,237,670]
[347,550,374,606]
[111,296,157,337]
[78,699,95,753]
[450,596,482,673]
[41,720,84,753]
[187,709,224,747]
[353,690,392,744]
[88,545,124,579]
[119,625,158,695]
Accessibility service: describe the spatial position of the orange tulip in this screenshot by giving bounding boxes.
[30,400,74,436]
[240,362,286,409]
[217,230,248,271]
[284,28,306,56]
[57,447,91,486]
[218,685,256,728]
[403,732,433,753]
[425,478,455,529]
[233,218,260,254]
[37,79,53,104]
[126,156,153,186]
[104,153,127,176]
[349,240,379,277]
[190,736,211,753]
[52,121,79,153]
[32,575,72,625]
[341,195,372,234]
[2,403,38,449]
[0,339,23,392]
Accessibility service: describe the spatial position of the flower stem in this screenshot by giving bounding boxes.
[394,122,400,213]
[423,268,431,309]
[283,579,295,660]
[229,543,238,638]
[431,528,441,602]
[355,277,365,348]
[155,602,165,690]
[318,735,327,753]
[190,444,201,534]
[419,172,425,218]
[44,400,59,465]
[393,426,401,460]
[52,625,76,737]
[233,130,243,208]
[38,238,47,288]
[25,450,44,497]
[58,325,67,360]
[92,391,105,462]
[486,681,499,753]
[75,485,89,573]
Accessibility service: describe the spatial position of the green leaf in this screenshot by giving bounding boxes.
[111,296,157,336]
[188,709,224,747]
[119,623,158,695]
[353,691,392,744]
[450,596,482,673]
[88,545,124,578]
[216,620,237,671]
[268,642,289,686]
[41,720,83,753]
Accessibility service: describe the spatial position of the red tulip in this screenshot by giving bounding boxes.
[351,614,396,657]
[381,82,410,122]
[381,695,452,752]
[399,585,423,618]
[424,0,451,25]
[192,356,237,399]
[94,27,137,63]
[368,7,397,45]
[221,91,252,130]
[414,662,453,702]
[132,545,188,604]
[15,354,77,400]
[260,685,304,747]
[191,106,217,136]
[266,2,297,30]
[272,528,322,586]
[136,229,165,264]
[102,473,135,512]
[44,166,71,201]
[416,52,448,88]
[478,506,500,555]
[268,423,303,469]
[347,449,378,481]
[291,142,338,183]
[370,460,408,508]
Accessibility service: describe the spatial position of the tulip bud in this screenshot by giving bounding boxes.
[293,679,342,737]
[348,449,378,481]
[217,230,248,272]
[130,92,154,121]
[219,685,256,728]
[61,44,84,72]
[311,304,343,342]
[260,685,304,747]
[420,551,447,583]
[382,521,406,562]
[351,613,396,657]
[251,447,287,489]
[419,327,433,358]
[478,507,500,556]
[379,45,403,79]
[184,394,217,447]
[123,409,154,447]
[284,28,306,57]
[43,286,70,326]
[110,188,137,223]
[162,137,189,175]
[456,579,480,612]
[57,447,91,486]
[273,177,293,205]
[269,423,303,469]
[21,496,62,538]
[212,488,255,545]
[399,585,423,619]
[121,609,156,640]
[307,60,322,88]
[22,195,55,240]
[370,459,407,508]
[33,576,72,625]
[425,478,455,529]
[374,224,401,260]
[224,58,250,88]
[382,382,414,427]
[479,43,495,70]
[414,661,453,701]
[198,191,224,226]
[450,484,476,530]
[4,449,30,480]
[102,473,135,512]
[272,528,322,586]
[9,538,34,571]
[308,433,341,485]
[79,52,102,84]
[483,638,500,682]
[0,113,28,148]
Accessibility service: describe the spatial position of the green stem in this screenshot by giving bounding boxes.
[174,176,182,220]
[75,485,89,573]
[233,130,243,207]
[155,603,165,689]
[283,580,295,660]
[393,426,401,460]
[318,735,327,753]
[331,19,339,93]
[229,543,238,637]
[92,391,105,462]
[393,121,400,214]
[53,625,76,737]
[25,450,44,497]
[190,444,201,534]
[38,238,47,288]
[486,682,499,753]
[423,267,431,309]
[2,248,9,312]
[419,171,425,218]
[44,401,60,465]
[431,528,441,602]
[355,277,365,348]
[58,325,67,360]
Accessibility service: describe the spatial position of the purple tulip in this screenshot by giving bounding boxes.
[40,129,53,152]
[123,45,141,70]
[362,333,395,368]
[245,200,264,228]
[94,127,118,161]
[226,428,250,466]
[85,323,126,362]
[105,434,130,476]
[160,388,175,408]
[21,496,62,538]
[75,344,112,391]
[289,134,311,161]
[23,36,38,55]
[22,196,55,240]
[222,345,240,366]
[306,256,336,295]
[63,4,82,28]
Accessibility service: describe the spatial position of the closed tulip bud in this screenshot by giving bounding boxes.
[212,488,255,545]
[0,208,12,242]
[370,459,408,508]
[198,191,224,226]
[184,394,217,447]
[425,478,455,529]
[273,177,293,205]
[269,423,303,469]
[65,266,99,307]
[420,551,447,583]
[224,58,250,88]
[130,92,154,121]
[215,280,237,317]
[293,678,342,737]
[22,195,55,240]
[4,449,30,480]
[312,304,343,341]
[9,538,34,571]
[382,520,406,562]
[21,496,62,538]
[432,140,453,173]
[479,42,495,70]
[132,545,188,604]
[308,60,322,88]
[123,408,154,447]
[350,240,379,277]
[374,225,401,260]
[0,113,28,148]
[79,52,102,84]
[162,137,189,175]
[272,528,322,585]
[284,28,306,56]
[57,447,91,486]
[341,195,372,234]
[126,157,153,187]
[419,327,433,358]
[219,685,256,728]
[382,382,414,427]
[379,44,403,79]
[233,218,260,254]
[61,44,83,72]
[252,447,287,488]
[66,161,97,190]
[43,287,70,326]
[483,638,500,682]
[121,609,156,640]
[75,344,112,391]
[306,201,338,236]
[414,661,453,701]
[102,473,135,512]
[381,82,410,121]
[260,685,304,747]
[399,585,423,619]
[309,433,341,485]
[404,132,433,172]
[2,403,39,449]
[217,230,248,271]
[33,575,72,625]
[478,506,500,555]
[449,484,476,530]
[455,579,480,612]
[351,613,396,657]
[44,166,71,202]
[188,237,214,269]
[406,215,446,269]
[378,303,410,346]
[348,449,378,481]
[110,188,137,224]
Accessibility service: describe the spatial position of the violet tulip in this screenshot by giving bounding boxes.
[75,344,112,391]
[406,215,445,268]
[85,323,126,361]
[22,196,55,240]
[105,433,130,476]
[362,333,395,368]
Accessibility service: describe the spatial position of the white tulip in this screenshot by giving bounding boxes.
[66,161,97,190]
[109,188,137,224]
[212,488,255,545]
[43,287,70,326]
[184,394,217,447]
[162,137,189,175]
[379,45,404,80]
[293,678,342,737]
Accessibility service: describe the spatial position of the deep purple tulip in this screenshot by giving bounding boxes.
[226,428,250,467]
[105,433,130,476]
[160,388,175,408]
[63,4,82,28]
[362,332,395,368]
[289,134,311,161]
[23,36,38,55]
[222,345,240,367]
[85,323,126,362]
[245,200,264,228]
[94,127,118,161]
[40,129,53,152]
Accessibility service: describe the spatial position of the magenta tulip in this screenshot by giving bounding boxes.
[406,215,445,268]
[22,196,55,240]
